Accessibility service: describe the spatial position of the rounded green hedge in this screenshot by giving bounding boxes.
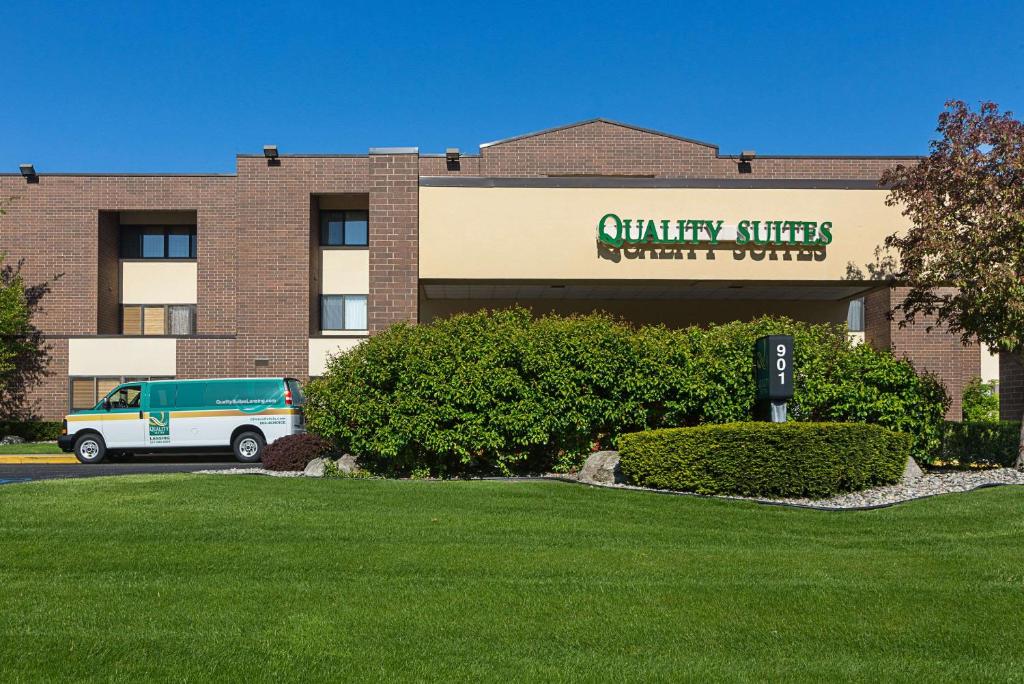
[618,422,911,498]
[305,308,947,477]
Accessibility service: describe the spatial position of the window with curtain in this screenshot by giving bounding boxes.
[121,305,196,335]
[847,298,865,332]
[321,295,368,330]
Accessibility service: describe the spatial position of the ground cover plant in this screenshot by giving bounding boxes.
[306,308,947,476]
[0,477,1022,681]
[618,422,909,497]
[261,433,337,471]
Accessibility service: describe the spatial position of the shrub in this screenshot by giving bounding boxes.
[305,308,947,476]
[961,378,999,421]
[0,420,62,441]
[618,422,910,498]
[261,433,338,471]
[942,421,1020,468]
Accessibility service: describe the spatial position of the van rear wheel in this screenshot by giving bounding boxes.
[74,434,106,464]
[233,431,265,463]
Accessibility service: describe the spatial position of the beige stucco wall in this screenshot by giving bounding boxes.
[309,337,364,376]
[121,261,198,304]
[420,298,849,327]
[68,338,177,376]
[321,250,369,294]
[419,187,908,281]
[980,343,1000,383]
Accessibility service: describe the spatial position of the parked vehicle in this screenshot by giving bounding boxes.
[58,377,305,464]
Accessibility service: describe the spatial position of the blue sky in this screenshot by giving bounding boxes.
[2,1,1022,173]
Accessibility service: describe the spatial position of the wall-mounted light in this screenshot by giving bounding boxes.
[737,150,756,174]
[445,147,461,171]
[19,163,38,183]
[263,145,279,159]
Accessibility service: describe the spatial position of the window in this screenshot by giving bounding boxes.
[109,385,142,409]
[120,226,197,259]
[320,211,368,247]
[847,298,865,332]
[321,295,367,331]
[149,384,176,409]
[69,376,173,412]
[122,304,196,336]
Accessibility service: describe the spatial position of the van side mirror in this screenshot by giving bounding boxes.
[102,398,111,411]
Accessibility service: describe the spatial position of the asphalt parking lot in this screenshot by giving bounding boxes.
[0,456,243,484]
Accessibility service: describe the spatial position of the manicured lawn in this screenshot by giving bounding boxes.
[0,442,61,454]
[1,477,1022,681]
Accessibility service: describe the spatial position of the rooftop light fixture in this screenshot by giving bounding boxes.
[445,148,460,161]
[263,145,279,159]
[739,150,757,162]
[19,164,38,183]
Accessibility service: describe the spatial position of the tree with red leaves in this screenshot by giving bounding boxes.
[882,101,1024,466]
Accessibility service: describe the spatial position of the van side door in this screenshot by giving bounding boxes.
[100,383,148,448]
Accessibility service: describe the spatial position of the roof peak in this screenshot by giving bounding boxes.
[479,118,719,150]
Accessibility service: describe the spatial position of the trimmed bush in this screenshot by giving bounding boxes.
[618,422,910,498]
[306,308,947,477]
[261,433,338,472]
[942,421,1021,468]
[0,420,62,442]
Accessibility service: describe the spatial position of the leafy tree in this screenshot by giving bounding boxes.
[0,199,53,419]
[881,100,1024,466]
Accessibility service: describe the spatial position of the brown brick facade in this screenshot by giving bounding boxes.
[864,286,981,420]
[1000,352,1023,421]
[0,118,990,420]
[368,152,419,333]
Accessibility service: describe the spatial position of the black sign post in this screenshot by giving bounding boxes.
[754,335,793,422]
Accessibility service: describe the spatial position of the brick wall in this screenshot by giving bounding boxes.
[1000,352,1024,421]
[864,286,980,420]
[463,120,909,180]
[368,153,419,332]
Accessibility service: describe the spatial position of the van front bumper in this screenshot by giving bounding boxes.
[57,435,76,452]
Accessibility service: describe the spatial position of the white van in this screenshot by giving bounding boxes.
[58,377,305,464]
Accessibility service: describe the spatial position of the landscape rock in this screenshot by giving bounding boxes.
[578,450,624,485]
[0,435,26,445]
[303,457,326,478]
[901,457,924,484]
[335,454,359,474]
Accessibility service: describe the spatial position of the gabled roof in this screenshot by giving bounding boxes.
[479,118,720,150]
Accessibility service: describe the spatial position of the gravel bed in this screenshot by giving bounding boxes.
[194,467,303,478]
[195,465,1024,509]
[570,468,1024,509]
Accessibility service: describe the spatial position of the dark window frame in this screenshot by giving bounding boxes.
[320,294,368,331]
[320,211,368,247]
[119,225,198,259]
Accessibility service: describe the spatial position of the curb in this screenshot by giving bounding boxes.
[0,455,78,464]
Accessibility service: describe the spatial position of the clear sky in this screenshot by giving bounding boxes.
[3,1,1023,173]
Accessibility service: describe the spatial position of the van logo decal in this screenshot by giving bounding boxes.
[148,411,170,442]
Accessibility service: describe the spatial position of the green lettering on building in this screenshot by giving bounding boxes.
[597,213,834,247]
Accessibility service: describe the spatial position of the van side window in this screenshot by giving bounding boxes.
[110,385,142,409]
[150,384,176,409]
[175,383,206,408]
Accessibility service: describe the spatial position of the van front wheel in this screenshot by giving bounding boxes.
[74,434,106,464]
[233,431,265,463]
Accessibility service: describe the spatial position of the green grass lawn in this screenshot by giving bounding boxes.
[1,477,1022,681]
[0,442,61,454]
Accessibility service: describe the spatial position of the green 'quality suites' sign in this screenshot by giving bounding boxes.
[597,213,833,248]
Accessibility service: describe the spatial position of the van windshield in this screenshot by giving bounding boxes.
[286,379,305,406]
